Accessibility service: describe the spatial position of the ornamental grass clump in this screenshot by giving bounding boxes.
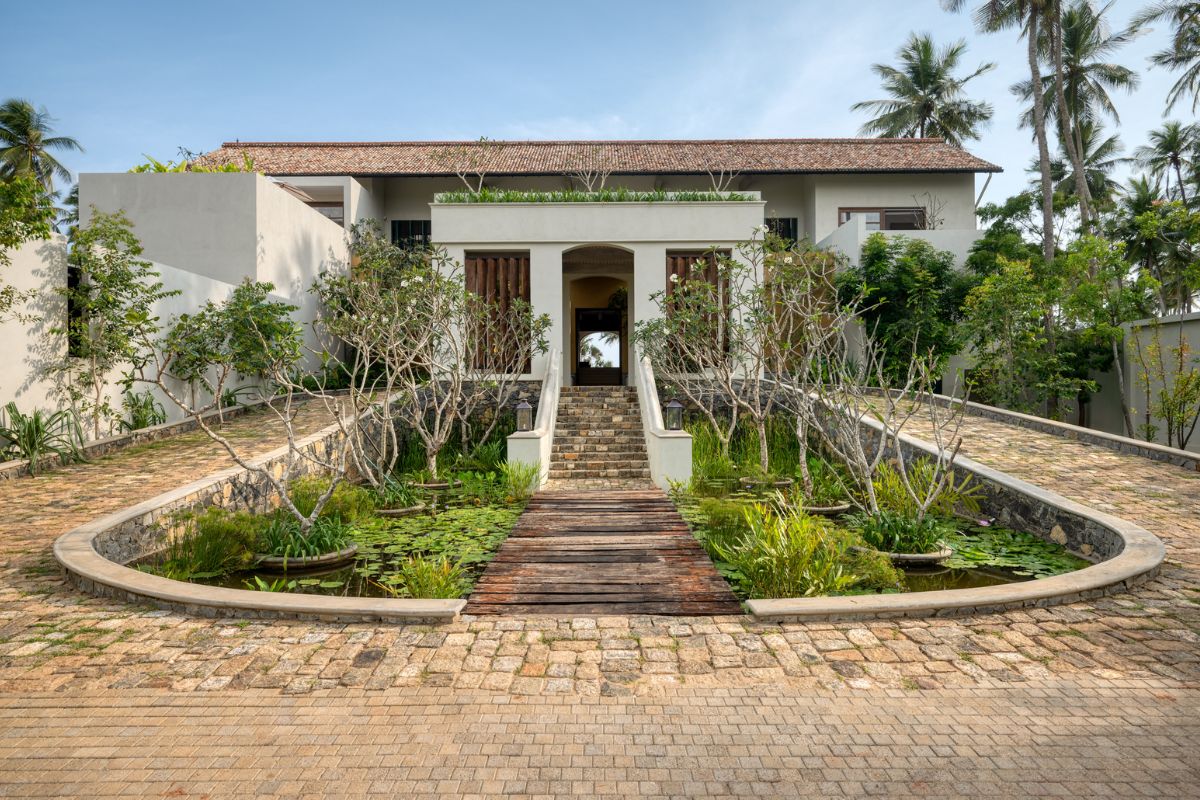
[712,503,859,598]
[0,402,84,474]
[383,555,467,599]
[257,514,354,561]
[147,508,260,581]
[500,461,540,503]
[289,476,376,523]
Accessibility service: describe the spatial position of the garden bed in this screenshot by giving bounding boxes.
[668,414,1161,619]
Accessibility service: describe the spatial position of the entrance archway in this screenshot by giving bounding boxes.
[561,246,633,386]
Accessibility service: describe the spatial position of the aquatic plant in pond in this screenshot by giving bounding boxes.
[844,510,955,555]
[257,514,355,560]
[944,524,1091,577]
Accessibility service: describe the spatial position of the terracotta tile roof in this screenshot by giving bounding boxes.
[198,138,1002,176]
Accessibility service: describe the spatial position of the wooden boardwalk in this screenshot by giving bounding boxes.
[467,488,742,616]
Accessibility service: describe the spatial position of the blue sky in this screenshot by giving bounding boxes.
[2,0,1188,203]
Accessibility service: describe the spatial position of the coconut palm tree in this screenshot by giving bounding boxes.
[1133,120,1198,204]
[1046,121,1128,205]
[1134,1,1200,111]
[943,0,1058,264]
[851,32,996,146]
[0,99,83,193]
[1013,2,1140,130]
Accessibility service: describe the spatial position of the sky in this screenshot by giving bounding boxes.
[2,0,1191,203]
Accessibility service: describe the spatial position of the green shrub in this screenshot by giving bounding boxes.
[841,530,906,591]
[712,503,859,599]
[501,461,540,503]
[117,389,167,432]
[846,510,955,554]
[289,476,376,522]
[0,402,84,473]
[375,475,420,509]
[148,507,260,580]
[694,497,752,558]
[872,459,983,518]
[257,514,354,560]
[803,456,851,506]
[381,555,467,598]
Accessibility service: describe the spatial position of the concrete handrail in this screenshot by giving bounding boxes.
[506,348,561,486]
[635,353,692,490]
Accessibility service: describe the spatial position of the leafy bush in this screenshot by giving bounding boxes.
[118,388,167,432]
[712,503,859,599]
[846,510,955,554]
[257,514,354,560]
[804,456,851,506]
[693,497,752,558]
[0,402,84,473]
[289,476,376,522]
[375,475,420,509]
[147,508,260,580]
[501,461,540,503]
[380,555,467,598]
[872,459,983,518]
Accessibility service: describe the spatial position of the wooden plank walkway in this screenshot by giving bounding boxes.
[467,488,742,616]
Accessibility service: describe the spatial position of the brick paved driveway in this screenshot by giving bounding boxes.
[0,406,1197,796]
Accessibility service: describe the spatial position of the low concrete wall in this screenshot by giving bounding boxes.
[53,407,465,622]
[635,354,692,490]
[507,349,560,486]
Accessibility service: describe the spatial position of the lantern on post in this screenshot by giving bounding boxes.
[663,399,684,431]
[515,400,534,432]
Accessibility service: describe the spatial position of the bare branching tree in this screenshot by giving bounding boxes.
[568,145,613,192]
[138,280,352,533]
[434,136,500,194]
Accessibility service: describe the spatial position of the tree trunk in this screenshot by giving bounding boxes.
[1175,162,1189,206]
[756,417,769,475]
[1111,338,1134,437]
[1027,13,1057,267]
[426,451,438,478]
[795,417,813,499]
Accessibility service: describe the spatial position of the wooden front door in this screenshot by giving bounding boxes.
[574,307,623,386]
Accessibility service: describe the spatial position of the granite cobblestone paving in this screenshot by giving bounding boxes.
[0,405,1197,795]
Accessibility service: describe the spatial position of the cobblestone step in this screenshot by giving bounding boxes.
[550,386,650,478]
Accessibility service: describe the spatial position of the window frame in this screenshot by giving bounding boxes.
[837,207,926,232]
[390,219,432,248]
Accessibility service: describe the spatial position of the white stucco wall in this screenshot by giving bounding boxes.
[1,236,68,414]
[808,172,977,242]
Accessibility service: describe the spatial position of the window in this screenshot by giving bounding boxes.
[306,201,344,226]
[766,217,798,242]
[391,219,431,248]
[838,207,925,231]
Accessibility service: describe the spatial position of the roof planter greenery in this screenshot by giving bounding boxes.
[433,188,759,204]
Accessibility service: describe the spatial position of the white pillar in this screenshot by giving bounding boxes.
[528,244,564,383]
[630,244,667,388]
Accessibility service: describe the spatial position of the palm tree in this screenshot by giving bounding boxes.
[1014,2,1140,129]
[1133,120,1198,204]
[1134,1,1200,111]
[851,32,996,146]
[1046,121,1128,205]
[943,0,1058,265]
[0,99,83,193]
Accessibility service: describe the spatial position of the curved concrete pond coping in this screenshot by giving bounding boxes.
[54,403,1164,624]
[53,415,464,623]
[746,423,1166,621]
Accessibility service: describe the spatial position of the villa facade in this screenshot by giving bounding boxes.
[186,138,1000,387]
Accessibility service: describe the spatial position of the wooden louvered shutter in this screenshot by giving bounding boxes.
[464,253,532,372]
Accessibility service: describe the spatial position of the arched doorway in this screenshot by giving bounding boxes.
[562,246,633,386]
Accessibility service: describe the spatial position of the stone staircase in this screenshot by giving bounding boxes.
[548,386,652,482]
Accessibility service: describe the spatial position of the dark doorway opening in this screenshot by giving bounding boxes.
[575,307,623,386]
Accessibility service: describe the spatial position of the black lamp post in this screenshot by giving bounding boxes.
[515,400,534,432]
[663,399,684,431]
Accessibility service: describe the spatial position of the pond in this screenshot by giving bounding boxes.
[140,476,527,599]
[673,477,1090,598]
